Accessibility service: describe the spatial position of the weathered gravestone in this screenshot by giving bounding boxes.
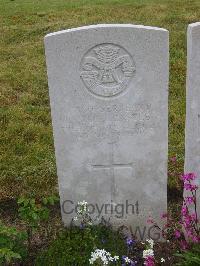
[44,24,169,240]
[185,22,200,219]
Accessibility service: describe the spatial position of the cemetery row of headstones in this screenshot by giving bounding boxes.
[44,22,200,240]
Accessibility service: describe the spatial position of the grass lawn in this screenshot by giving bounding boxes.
[1,0,200,199]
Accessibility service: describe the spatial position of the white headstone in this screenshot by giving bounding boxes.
[185,22,200,219]
[44,24,169,240]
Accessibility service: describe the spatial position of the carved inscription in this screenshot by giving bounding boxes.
[62,103,153,142]
[80,43,136,97]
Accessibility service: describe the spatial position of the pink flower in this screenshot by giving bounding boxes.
[192,235,200,243]
[183,215,192,227]
[144,256,155,266]
[161,213,168,219]
[181,173,196,182]
[191,213,198,222]
[185,229,193,237]
[174,230,181,239]
[181,206,188,216]
[185,196,195,204]
[184,183,198,191]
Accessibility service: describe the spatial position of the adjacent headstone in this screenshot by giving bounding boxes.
[44,24,169,240]
[185,22,200,219]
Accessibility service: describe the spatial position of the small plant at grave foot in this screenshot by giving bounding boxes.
[41,195,59,207]
[35,219,127,265]
[146,173,199,264]
[173,173,200,265]
[73,202,135,266]
[175,244,200,266]
[0,220,27,265]
[150,173,199,242]
[180,173,200,243]
[0,248,21,265]
[72,200,97,247]
[89,250,136,266]
[41,195,60,239]
[72,200,93,227]
[89,248,120,265]
[142,239,155,266]
[17,196,59,250]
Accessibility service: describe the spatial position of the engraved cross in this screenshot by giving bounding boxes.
[92,142,134,200]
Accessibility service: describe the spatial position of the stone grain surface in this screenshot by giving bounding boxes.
[44,24,169,239]
[185,22,200,220]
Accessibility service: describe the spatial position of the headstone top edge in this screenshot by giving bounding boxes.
[188,22,200,29]
[44,23,168,40]
[188,22,200,35]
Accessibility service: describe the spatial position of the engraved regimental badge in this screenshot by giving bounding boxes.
[80,43,136,97]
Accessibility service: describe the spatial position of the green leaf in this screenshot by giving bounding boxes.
[42,198,48,205]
